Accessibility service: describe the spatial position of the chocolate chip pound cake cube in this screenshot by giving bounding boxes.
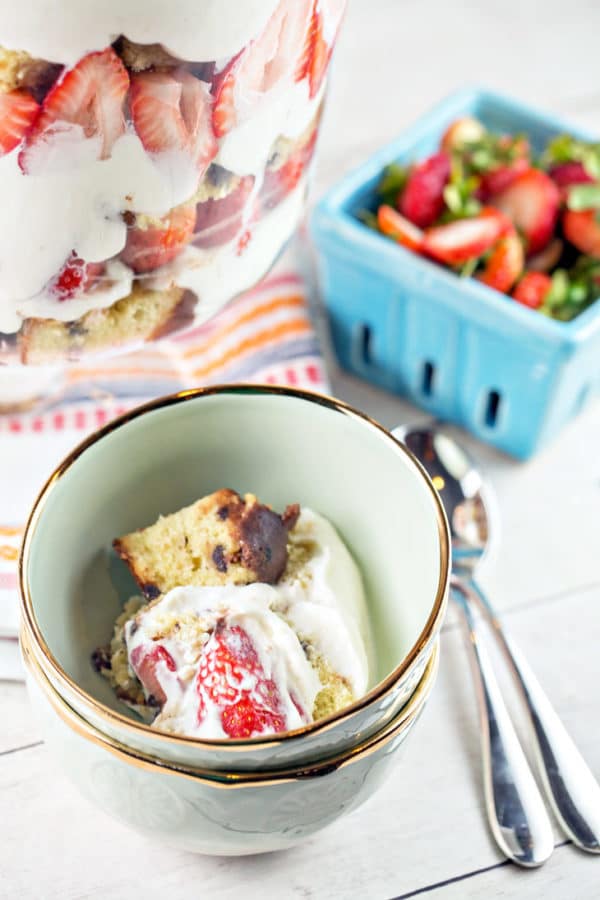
[113,489,300,599]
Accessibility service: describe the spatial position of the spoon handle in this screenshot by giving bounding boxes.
[451,580,554,867]
[469,578,600,854]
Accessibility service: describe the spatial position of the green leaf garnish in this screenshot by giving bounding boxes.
[357,209,379,230]
[567,183,600,211]
[542,134,600,179]
[377,163,409,207]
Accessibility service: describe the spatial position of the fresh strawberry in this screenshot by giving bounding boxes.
[512,271,552,309]
[196,624,292,738]
[261,128,318,210]
[490,168,560,255]
[0,90,39,156]
[130,71,217,176]
[422,208,508,265]
[477,231,524,293]
[130,644,177,707]
[47,251,104,301]
[121,204,196,273]
[548,161,595,190]
[440,116,486,153]
[195,176,255,248]
[20,48,128,173]
[377,204,424,252]
[213,0,312,137]
[296,0,345,98]
[399,151,451,228]
[221,696,286,739]
[527,237,564,273]
[562,209,600,258]
[478,156,530,200]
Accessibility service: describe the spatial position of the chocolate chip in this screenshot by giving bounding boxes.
[212,544,228,573]
[217,505,229,520]
[141,582,161,600]
[238,504,290,584]
[91,647,111,672]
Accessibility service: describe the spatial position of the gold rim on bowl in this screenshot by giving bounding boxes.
[21,623,439,787]
[19,384,450,749]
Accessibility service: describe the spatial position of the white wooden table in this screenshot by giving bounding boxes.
[2,1,600,896]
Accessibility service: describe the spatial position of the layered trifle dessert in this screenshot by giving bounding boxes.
[0,1,345,365]
[93,489,371,739]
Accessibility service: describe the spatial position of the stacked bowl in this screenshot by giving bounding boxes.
[19,385,450,855]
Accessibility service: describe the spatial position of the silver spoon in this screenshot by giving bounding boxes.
[396,425,600,858]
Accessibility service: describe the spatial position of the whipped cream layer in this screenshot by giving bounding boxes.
[124,508,371,740]
[1,1,281,66]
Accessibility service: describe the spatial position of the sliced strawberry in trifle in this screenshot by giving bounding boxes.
[194,174,256,248]
[130,70,217,177]
[19,47,129,173]
[121,203,197,273]
[47,251,105,300]
[212,0,314,137]
[0,90,40,156]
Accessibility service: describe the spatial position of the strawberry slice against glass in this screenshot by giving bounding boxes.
[47,251,104,301]
[296,0,346,99]
[260,128,318,210]
[491,168,560,256]
[121,203,197,273]
[377,205,424,252]
[195,176,255,248]
[0,90,39,156]
[19,48,128,174]
[212,0,313,137]
[422,208,509,265]
[130,70,217,177]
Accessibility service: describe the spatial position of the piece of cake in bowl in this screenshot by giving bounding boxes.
[95,488,371,739]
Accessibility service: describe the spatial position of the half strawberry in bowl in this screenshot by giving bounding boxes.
[311,87,600,459]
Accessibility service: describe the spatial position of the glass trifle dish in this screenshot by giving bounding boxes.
[0,0,345,404]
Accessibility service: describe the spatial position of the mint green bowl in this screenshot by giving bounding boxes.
[20,385,449,771]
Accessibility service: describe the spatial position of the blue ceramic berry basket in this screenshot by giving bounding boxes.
[310,87,600,459]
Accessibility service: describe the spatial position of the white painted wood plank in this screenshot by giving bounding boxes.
[2,586,598,899]
[425,845,600,899]
[0,681,40,754]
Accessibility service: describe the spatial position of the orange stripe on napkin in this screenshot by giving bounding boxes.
[0,546,19,561]
[191,318,312,380]
[181,294,307,361]
[0,526,23,537]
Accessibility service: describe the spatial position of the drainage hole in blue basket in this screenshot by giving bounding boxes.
[484,390,502,428]
[359,323,373,366]
[421,361,435,397]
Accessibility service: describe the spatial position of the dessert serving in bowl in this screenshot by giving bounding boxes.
[21,623,440,855]
[0,1,345,403]
[20,385,450,772]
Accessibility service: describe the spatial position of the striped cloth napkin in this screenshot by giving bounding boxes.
[0,244,328,680]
